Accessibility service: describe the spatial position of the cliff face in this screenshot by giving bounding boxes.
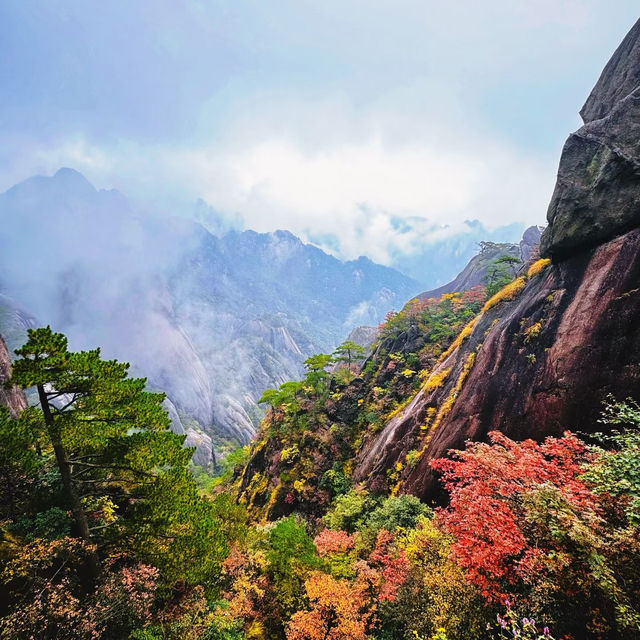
[540,18,640,260]
[354,228,640,499]
[0,334,26,418]
[354,19,640,499]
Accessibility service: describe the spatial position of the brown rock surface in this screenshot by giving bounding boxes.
[354,228,640,500]
[0,334,27,417]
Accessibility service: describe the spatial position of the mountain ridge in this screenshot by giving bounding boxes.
[236,16,640,518]
[0,169,421,461]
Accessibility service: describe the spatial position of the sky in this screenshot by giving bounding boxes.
[1,1,638,265]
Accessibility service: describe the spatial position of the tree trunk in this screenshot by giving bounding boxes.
[37,384,100,581]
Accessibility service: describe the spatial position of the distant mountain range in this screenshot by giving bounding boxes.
[0,169,424,462]
[0,168,535,464]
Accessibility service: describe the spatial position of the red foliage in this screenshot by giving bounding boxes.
[314,529,355,557]
[368,530,408,602]
[431,431,598,601]
[459,285,487,306]
[378,310,397,331]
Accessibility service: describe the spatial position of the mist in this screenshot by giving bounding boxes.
[0,168,423,462]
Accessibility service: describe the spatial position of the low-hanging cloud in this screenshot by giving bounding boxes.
[11,125,554,267]
[1,0,637,269]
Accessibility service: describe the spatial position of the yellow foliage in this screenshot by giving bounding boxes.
[482,276,526,312]
[438,318,478,363]
[247,472,268,495]
[523,321,542,343]
[246,621,267,640]
[280,446,300,463]
[428,351,476,440]
[384,393,417,421]
[527,257,551,278]
[405,449,422,468]
[415,354,477,460]
[420,407,437,431]
[261,485,283,523]
[422,368,451,393]
[400,518,483,638]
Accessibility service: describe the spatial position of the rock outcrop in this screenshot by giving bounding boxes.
[540,18,640,260]
[0,334,26,417]
[346,326,379,351]
[418,226,542,300]
[580,18,640,124]
[354,19,640,500]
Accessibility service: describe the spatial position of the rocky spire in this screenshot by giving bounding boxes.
[540,19,640,260]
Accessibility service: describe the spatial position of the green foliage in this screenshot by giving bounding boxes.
[365,495,432,534]
[485,257,520,297]
[264,517,320,620]
[13,506,71,542]
[583,398,640,525]
[319,464,352,497]
[0,406,41,474]
[333,340,366,367]
[7,327,229,592]
[323,489,378,533]
[197,446,251,491]
[210,492,249,544]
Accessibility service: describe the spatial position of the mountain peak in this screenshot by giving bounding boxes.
[52,167,95,190]
[580,18,640,124]
[541,18,640,260]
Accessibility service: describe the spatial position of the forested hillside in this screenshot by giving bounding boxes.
[0,169,420,461]
[2,13,640,640]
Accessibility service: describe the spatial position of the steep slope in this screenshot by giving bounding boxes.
[356,230,640,499]
[237,17,640,517]
[0,170,420,453]
[418,226,542,299]
[354,19,640,499]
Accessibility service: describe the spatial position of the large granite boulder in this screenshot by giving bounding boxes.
[541,18,640,260]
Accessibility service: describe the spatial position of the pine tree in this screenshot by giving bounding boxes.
[9,327,227,587]
[332,340,365,368]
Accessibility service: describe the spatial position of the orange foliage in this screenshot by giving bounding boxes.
[286,572,373,640]
[527,258,551,278]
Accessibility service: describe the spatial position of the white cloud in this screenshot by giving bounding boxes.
[2,0,636,271]
[2,119,555,267]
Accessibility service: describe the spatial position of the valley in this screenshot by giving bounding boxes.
[1,7,639,640]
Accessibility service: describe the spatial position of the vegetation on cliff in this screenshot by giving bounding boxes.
[2,250,639,640]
